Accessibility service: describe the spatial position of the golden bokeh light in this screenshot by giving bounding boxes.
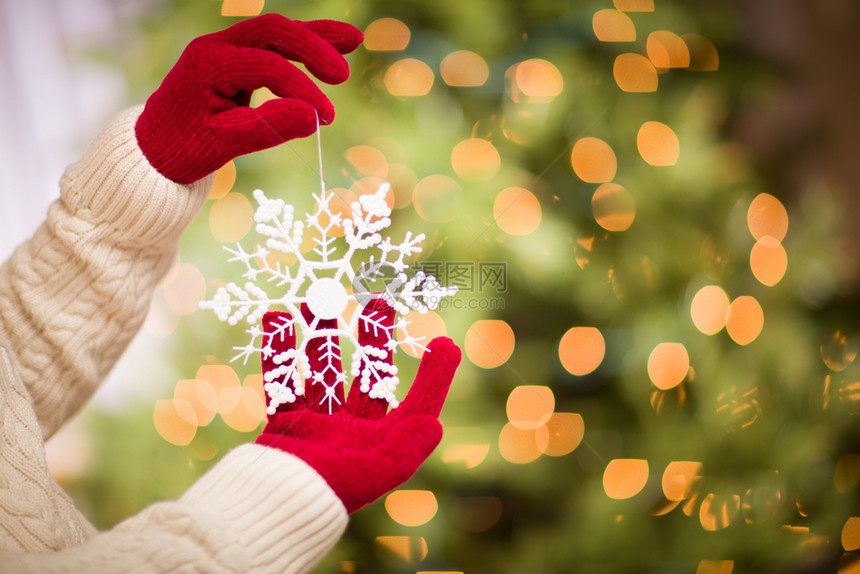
[833,377,860,415]
[592,9,636,42]
[163,263,207,316]
[571,137,617,183]
[345,145,388,178]
[451,496,503,533]
[716,385,761,430]
[442,443,490,469]
[839,554,860,574]
[385,490,438,527]
[843,517,860,551]
[613,0,654,11]
[699,493,740,531]
[399,310,447,358]
[221,0,263,17]
[781,525,809,536]
[465,320,515,369]
[697,560,734,574]
[143,287,180,338]
[196,364,240,396]
[153,399,197,446]
[208,160,236,199]
[613,53,658,92]
[662,461,703,501]
[646,31,690,69]
[441,50,490,87]
[388,163,418,209]
[726,296,764,346]
[835,454,860,494]
[217,385,242,415]
[209,192,253,243]
[499,423,546,464]
[499,109,544,145]
[742,479,783,524]
[647,343,690,390]
[750,236,787,286]
[493,187,542,236]
[822,330,858,372]
[412,174,461,222]
[364,18,411,51]
[220,386,265,432]
[541,412,584,456]
[603,459,649,499]
[173,379,217,426]
[637,121,680,166]
[652,499,682,517]
[559,326,605,376]
[366,136,406,165]
[451,138,500,180]
[506,385,555,430]
[683,34,719,71]
[243,374,265,404]
[691,285,730,335]
[385,59,434,96]
[650,383,689,414]
[44,425,91,481]
[509,59,564,103]
[682,493,700,518]
[747,193,788,242]
[592,183,636,231]
[575,235,595,270]
[373,536,427,563]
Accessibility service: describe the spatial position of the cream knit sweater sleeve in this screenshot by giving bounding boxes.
[0,107,349,571]
[0,105,212,440]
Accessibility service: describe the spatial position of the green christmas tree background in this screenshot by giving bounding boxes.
[48,0,860,572]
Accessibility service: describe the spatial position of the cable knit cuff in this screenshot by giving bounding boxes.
[178,444,348,572]
[58,106,213,246]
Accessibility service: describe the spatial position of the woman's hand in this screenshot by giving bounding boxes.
[255,301,461,514]
[135,14,362,183]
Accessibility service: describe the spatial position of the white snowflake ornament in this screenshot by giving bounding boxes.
[199,182,458,415]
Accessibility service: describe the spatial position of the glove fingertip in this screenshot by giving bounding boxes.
[260,98,321,133]
[302,20,364,54]
[426,337,463,367]
[392,338,461,420]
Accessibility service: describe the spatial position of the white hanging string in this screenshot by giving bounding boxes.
[315,111,325,197]
[251,105,332,193]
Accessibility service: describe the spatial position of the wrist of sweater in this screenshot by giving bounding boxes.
[58,106,213,246]
[175,444,348,572]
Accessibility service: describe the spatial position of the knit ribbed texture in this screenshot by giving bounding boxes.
[174,445,347,572]
[0,348,97,552]
[1,445,347,573]
[0,106,212,439]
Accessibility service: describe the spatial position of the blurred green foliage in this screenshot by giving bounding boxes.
[62,0,860,572]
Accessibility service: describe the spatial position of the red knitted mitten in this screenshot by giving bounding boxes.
[255,300,461,514]
[135,14,363,183]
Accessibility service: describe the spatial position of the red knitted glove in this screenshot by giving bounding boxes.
[255,300,461,514]
[135,14,363,183]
